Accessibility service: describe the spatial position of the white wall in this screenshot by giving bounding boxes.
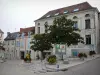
[35,9,99,56]
[0,33,4,43]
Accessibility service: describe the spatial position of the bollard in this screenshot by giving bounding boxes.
[57,64,59,71]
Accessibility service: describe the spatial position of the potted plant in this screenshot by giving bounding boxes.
[78,53,84,60]
[47,55,57,65]
[24,53,31,63]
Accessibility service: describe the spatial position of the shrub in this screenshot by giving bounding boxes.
[89,51,93,56]
[24,53,31,62]
[92,51,96,55]
[89,51,96,56]
[47,55,57,64]
[78,53,83,58]
[83,53,87,58]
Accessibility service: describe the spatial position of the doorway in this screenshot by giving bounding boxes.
[20,51,24,59]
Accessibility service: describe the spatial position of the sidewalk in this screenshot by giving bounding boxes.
[19,54,100,73]
[45,54,100,72]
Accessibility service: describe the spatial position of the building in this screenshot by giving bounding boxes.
[16,26,36,60]
[4,32,19,59]
[0,43,5,59]
[34,2,100,58]
[0,29,4,43]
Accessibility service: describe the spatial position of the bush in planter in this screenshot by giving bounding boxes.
[89,51,93,56]
[24,53,31,62]
[47,55,57,64]
[83,53,87,58]
[92,51,96,55]
[78,53,83,58]
[89,51,96,56]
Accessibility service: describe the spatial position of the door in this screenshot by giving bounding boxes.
[20,51,24,59]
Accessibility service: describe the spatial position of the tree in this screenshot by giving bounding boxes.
[47,16,84,60]
[30,33,53,60]
[0,42,5,50]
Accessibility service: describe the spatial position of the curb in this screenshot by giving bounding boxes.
[45,55,100,72]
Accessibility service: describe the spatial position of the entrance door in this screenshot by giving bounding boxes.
[20,51,24,59]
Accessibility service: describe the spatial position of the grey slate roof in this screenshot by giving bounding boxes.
[35,2,95,21]
[0,29,4,34]
[4,32,19,41]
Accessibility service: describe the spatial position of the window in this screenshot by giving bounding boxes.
[86,35,91,44]
[28,32,31,38]
[12,41,14,45]
[85,19,90,29]
[46,15,50,17]
[38,23,40,25]
[85,14,90,17]
[37,27,40,34]
[16,41,20,47]
[8,41,9,45]
[20,40,24,48]
[55,13,59,16]
[28,39,30,49]
[73,21,78,29]
[63,11,68,14]
[73,8,79,12]
[21,33,25,38]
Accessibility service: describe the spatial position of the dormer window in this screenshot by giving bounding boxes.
[55,13,59,16]
[46,15,50,17]
[64,11,68,14]
[73,8,79,12]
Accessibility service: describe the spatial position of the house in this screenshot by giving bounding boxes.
[34,2,100,58]
[0,29,4,43]
[16,26,36,60]
[4,32,19,59]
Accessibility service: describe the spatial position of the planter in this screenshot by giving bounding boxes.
[24,60,31,63]
[80,57,84,61]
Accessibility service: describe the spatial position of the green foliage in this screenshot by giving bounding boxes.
[24,53,31,62]
[83,53,87,58]
[47,55,57,64]
[78,53,87,58]
[48,16,84,45]
[89,51,96,56]
[78,53,84,58]
[30,33,53,59]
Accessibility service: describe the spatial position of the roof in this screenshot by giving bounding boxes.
[20,26,35,36]
[4,32,19,41]
[0,29,4,34]
[20,26,35,33]
[35,2,95,21]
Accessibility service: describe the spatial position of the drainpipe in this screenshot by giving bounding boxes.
[25,36,27,58]
[94,11,97,53]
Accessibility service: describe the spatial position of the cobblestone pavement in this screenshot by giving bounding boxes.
[0,57,100,75]
[47,57,100,75]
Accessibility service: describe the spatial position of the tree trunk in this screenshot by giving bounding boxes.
[41,51,44,62]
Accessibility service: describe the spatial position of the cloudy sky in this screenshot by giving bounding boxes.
[0,0,100,37]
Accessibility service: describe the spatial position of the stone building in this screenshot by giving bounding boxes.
[34,2,100,58]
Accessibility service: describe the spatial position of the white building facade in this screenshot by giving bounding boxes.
[34,2,100,57]
[0,29,4,43]
[4,32,18,59]
[15,27,37,60]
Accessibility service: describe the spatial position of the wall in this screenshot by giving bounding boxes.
[0,33,4,43]
[35,9,99,56]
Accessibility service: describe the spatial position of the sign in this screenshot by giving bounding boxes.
[56,44,60,49]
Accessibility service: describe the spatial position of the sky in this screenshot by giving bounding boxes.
[0,0,100,37]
